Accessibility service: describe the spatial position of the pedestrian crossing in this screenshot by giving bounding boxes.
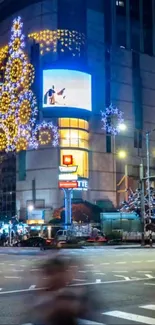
[21,304,155,325]
[79,304,155,325]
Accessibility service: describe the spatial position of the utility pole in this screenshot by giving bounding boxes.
[140,162,145,246]
[146,132,153,246]
[146,132,151,221]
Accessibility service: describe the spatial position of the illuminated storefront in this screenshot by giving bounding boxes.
[0,0,117,220]
[59,118,89,180]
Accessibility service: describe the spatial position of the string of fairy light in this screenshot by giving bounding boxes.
[0,16,59,153]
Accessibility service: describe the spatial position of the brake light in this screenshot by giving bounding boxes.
[46,239,51,243]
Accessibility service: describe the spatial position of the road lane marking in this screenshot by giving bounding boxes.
[96,279,101,283]
[9,264,15,266]
[0,287,45,294]
[29,285,36,290]
[114,275,130,281]
[145,274,154,278]
[112,271,128,273]
[71,276,155,286]
[103,311,155,324]
[144,283,155,286]
[140,305,155,310]
[12,269,24,272]
[78,319,105,325]
[70,265,78,268]
[73,279,85,282]
[4,276,21,279]
[115,261,126,264]
[79,271,87,273]
[85,264,94,267]
[100,263,110,265]
[147,260,155,263]
[137,271,152,273]
[0,275,155,295]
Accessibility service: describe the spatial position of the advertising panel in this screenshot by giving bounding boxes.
[58,173,78,181]
[43,69,92,111]
[59,181,78,189]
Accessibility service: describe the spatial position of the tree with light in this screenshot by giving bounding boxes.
[0,16,58,153]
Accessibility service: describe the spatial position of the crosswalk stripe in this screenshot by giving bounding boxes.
[78,320,105,325]
[103,310,155,324]
[140,305,155,311]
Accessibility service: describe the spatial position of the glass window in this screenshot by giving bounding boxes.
[59,118,89,130]
[79,119,85,129]
[116,0,126,15]
[70,129,79,147]
[79,130,89,149]
[60,149,89,178]
[59,129,89,149]
[70,118,78,128]
[60,129,70,147]
[143,0,153,55]
[116,1,124,7]
[59,118,70,128]
[84,121,89,130]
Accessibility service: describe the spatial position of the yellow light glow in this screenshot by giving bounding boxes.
[0,129,7,151]
[4,116,18,142]
[12,38,21,52]
[16,137,28,152]
[18,99,31,125]
[0,91,11,114]
[39,129,51,145]
[60,149,89,178]
[24,63,35,88]
[117,150,127,159]
[9,58,23,83]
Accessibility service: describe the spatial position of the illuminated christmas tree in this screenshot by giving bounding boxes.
[0,16,58,152]
[120,187,155,218]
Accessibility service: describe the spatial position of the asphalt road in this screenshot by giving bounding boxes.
[0,247,155,324]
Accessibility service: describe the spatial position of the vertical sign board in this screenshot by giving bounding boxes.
[63,155,73,166]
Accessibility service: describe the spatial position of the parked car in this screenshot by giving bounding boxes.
[14,236,52,247]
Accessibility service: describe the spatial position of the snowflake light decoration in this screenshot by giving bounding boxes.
[31,121,59,149]
[0,16,58,153]
[101,103,124,136]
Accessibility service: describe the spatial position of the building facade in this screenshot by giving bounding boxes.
[0,0,155,222]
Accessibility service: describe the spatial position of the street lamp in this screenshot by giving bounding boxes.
[28,205,34,212]
[117,149,127,159]
[118,123,127,131]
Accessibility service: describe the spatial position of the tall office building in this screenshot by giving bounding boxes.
[0,0,154,222]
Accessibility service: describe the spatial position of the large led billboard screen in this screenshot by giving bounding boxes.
[43,69,92,111]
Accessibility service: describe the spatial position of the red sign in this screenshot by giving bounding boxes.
[59,181,78,189]
[63,155,73,166]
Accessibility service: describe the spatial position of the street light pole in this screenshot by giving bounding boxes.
[140,162,145,246]
[146,132,152,222]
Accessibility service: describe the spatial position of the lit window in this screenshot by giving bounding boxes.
[70,118,78,128]
[60,149,89,178]
[116,0,124,6]
[59,118,70,128]
[59,118,89,131]
[59,129,89,149]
